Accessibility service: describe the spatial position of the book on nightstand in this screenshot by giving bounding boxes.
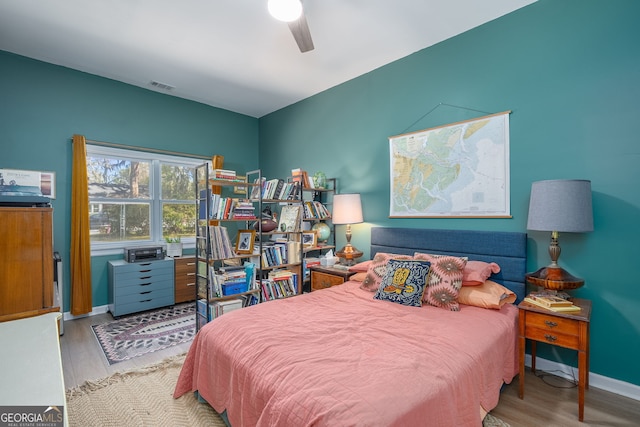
[527,292,574,307]
[523,295,581,312]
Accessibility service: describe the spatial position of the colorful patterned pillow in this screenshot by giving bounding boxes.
[360,252,414,292]
[373,259,431,307]
[414,252,467,311]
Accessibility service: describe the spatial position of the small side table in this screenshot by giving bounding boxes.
[518,297,592,421]
[310,265,356,291]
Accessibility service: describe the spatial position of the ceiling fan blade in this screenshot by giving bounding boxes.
[288,12,314,52]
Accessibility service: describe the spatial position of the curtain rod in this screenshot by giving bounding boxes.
[79,138,211,160]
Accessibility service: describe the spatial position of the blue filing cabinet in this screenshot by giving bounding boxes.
[108,258,175,317]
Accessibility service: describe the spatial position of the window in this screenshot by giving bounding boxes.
[86,145,202,254]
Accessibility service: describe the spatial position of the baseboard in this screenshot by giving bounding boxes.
[63,304,110,321]
[525,354,640,402]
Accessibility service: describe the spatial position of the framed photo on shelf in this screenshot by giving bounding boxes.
[235,229,256,254]
[302,231,317,248]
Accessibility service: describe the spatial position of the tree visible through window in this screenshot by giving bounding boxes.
[86,145,200,251]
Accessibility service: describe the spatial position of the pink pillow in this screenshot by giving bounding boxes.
[462,260,501,286]
[458,280,516,309]
[360,253,413,292]
[349,260,372,273]
[414,253,467,311]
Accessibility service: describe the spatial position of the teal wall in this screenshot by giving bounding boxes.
[0,51,260,311]
[1,0,639,389]
[259,0,640,387]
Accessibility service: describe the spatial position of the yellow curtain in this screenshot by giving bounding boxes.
[71,134,93,315]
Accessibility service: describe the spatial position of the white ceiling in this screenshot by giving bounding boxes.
[0,0,536,118]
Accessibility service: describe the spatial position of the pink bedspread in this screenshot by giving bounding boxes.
[174,281,518,427]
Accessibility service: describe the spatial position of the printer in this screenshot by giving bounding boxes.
[124,246,165,263]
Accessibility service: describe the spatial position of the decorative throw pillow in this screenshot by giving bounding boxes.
[462,261,501,286]
[414,252,467,311]
[458,280,516,309]
[373,259,431,307]
[360,252,414,292]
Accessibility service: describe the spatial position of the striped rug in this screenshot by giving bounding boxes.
[92,303,195,365]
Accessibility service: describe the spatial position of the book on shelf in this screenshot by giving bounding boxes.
[250,177,265,199]
[260,271,299,301]
[208,225,235,259]
[212,169,237,181]
[209,299,243,319]
[278,204,301,233]
[523,296,581,312]
[291,168,313,189]
[303,200,331,220]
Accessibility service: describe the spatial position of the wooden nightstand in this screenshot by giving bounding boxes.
[310,265,356,291]
[518,297,592,421]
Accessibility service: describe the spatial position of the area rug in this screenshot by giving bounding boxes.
[92,303,196,365]
[66,353,508,427]
[66,353,226,426]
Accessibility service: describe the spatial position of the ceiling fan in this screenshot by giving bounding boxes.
[268,0,314,53]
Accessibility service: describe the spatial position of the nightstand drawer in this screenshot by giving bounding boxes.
[524,326,579,349]
[526,311,579,335]
[311,270,346,290]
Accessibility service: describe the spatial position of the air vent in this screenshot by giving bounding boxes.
[149,81,175,91]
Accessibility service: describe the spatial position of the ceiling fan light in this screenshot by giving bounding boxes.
[268,0,302,22]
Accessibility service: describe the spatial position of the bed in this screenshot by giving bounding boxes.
[174,227,527,426]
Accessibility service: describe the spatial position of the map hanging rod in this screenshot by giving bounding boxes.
[400,102,496,134]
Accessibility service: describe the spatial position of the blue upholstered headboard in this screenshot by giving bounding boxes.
[370,227,527,303]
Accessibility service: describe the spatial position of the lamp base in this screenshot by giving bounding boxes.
[525,266,585,291]
[336,244,363,266]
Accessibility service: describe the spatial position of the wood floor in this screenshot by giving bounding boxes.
[60,312,640,427]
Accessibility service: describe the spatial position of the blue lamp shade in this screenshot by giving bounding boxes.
[527,179,593,233]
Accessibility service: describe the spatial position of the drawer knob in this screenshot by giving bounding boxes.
[544,334,558,342]
[544,320,558,328]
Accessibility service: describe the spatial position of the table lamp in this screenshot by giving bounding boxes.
[525,179,593,291]
[332,193,364,266]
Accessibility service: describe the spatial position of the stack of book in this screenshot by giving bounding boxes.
[212,169,244,182]
[230,200,255,219]
[523,292,581,312]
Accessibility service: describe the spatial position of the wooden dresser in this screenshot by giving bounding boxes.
[108,258,174,317]
[174,256,196,303]
[0,207,55,321]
